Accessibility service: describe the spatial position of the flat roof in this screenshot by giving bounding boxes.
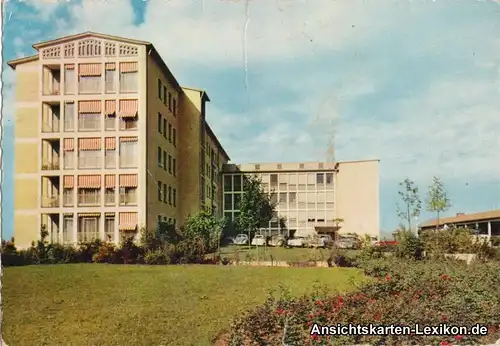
[420,209,500,228]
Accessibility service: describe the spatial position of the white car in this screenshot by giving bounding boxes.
[287,236,309,248]
[251,235,266,246]
[233,234,249,245]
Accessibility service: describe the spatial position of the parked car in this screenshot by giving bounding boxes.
[268,235,286,247]
[233,234,249,245]
[287,236,310,248]
[309,236,327,248]
[336,236,358,249]
[251,234,266,246]
[319,234,334,248]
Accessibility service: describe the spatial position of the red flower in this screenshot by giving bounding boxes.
[385,275,391,281]
[374,313,381,321]
[440,316,448,322]
[455,335,463,341]
[441,274,449,280]
[368,299,376,304]
[307,321,313,326]
[308,313,313,319]
[441,341,449,346]
[315,300,323,306]
[316,311,321,316]
[311,334,319,340]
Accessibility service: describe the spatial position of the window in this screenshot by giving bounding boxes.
[168,92,172,111]
[77,215,100,242]
[158,181,162,201]
[279,192,287,204]
[63,214,73,244]
[168,123,172,142]
[173,98,177,116]
[163,119,167,138]
[224,194,233,210]
[270,174,278,186]
[168,155,172,174]
[105,69,116,93]
[105,188,115,205]
[63,188,74,206]
[163,184,167,203]
[173,188,176,207]
[78,113,100,131]
[233,175,242,191]
[316,173,324,185]
[105,148,116,169]
[77,188,100,206]
[326,173,334,186]
[104,215,115,242]
[119,69,138,93]
[168,186,172,205]
[157,113,162,133]
[163,150,167,170]
[105,115,116,131]
[64,66,75,94]
[163,86,167,105]
[234,194,241,210]
[64,102,75,132]
[119,139,138,168]
[157,146,162,167]
[157,79,162,99]
[119,187,137,206]
[172,158,176,176]
[79,64,101,94]
[224,175,232,191]
[78,150,102,169]
[63,151,75,169]
[172,128,176,146]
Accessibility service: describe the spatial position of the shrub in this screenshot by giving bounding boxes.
[143,248,168,265]
[92,242,119,264]
[327,249,358,268]
[78,239,103,263]
[395,230,424,260]
[226,260,500,345]
[119,236,143,264]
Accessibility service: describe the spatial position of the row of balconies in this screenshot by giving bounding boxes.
[41,189,138,208]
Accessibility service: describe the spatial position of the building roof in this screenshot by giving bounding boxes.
[420,209,500,228]
[182,86,211,102]
[7,31,182,91]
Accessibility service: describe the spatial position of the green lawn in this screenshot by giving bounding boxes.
[217,245,360,262]
[3,264,364,346]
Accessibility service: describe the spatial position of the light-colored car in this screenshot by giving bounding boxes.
[251,235,266,246]
[336,236,358,249]
[268,235,286,247]
[233,234,249,245]
[287,236,310,248]
[319,234,334,247]
[309,236,327,248]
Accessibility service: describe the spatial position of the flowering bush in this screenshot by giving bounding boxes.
[226,260,500,345]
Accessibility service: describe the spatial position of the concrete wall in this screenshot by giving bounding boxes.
[177,89,202,224]
[14,60,41,248]
[335,160,380,238]
[145,52,180,230]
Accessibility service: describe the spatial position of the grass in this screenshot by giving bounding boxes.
[217,245,360,262]
[3,264,364,346]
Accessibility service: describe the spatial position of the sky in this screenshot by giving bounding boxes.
[2,0,500,240]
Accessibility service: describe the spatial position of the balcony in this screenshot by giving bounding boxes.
[41,195,60,208]
[42,102,61,134]
[42,65,61,96]
[41,139,60,171]
[78,190,101,206]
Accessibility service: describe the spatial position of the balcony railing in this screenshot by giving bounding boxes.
[42,160,60,171]
[41,195,60,208]
[42,122,60,133]
[77,194,101,206]
[119,194,137,206]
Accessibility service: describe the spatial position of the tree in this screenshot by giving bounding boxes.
[183,209,227,252]
[396,178,422,233]
[426,176,451,229]
[235,175,276,247]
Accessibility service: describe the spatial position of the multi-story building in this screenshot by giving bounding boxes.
[8,32,229,249]
[222,160,380,239]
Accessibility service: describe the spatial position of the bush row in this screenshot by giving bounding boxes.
[1,218,220,267]
[226,257,500,345]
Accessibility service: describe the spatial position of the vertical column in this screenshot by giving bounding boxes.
[488,221,492,241]
[99,212,105,241]
[114,213,120,245]
[73,213,78,245]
